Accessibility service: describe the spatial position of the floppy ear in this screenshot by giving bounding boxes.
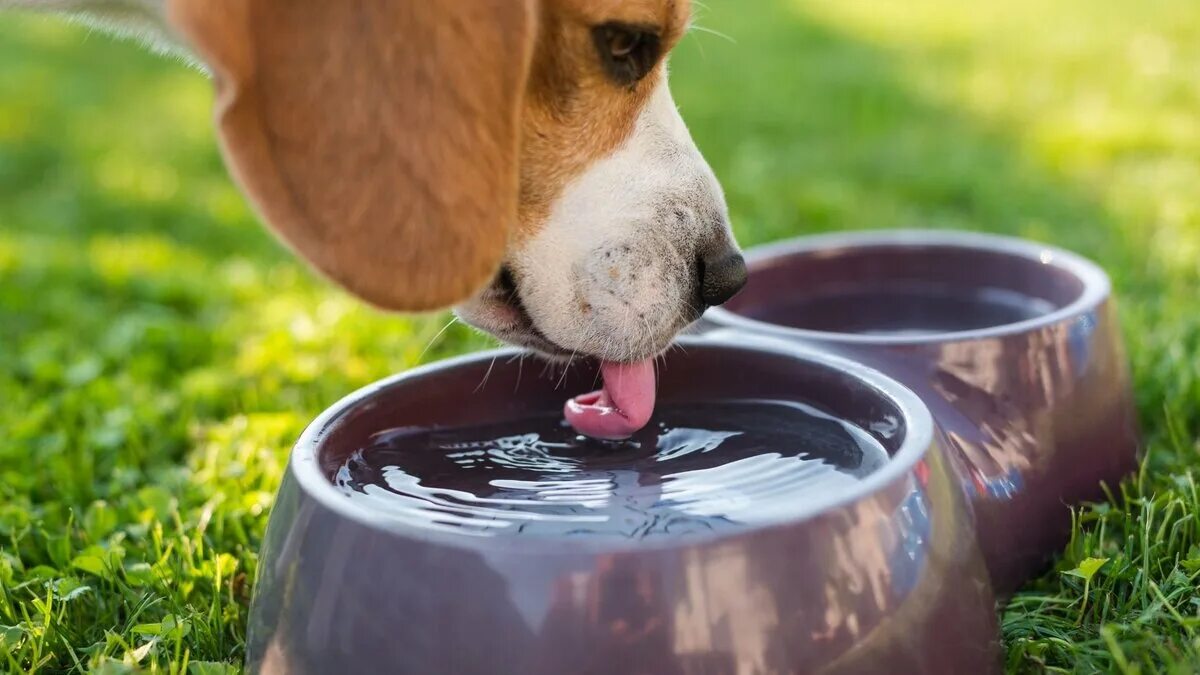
[165,0,536,311]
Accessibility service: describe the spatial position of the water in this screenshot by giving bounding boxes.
[745,282,1057,336]
[332,399,889,540]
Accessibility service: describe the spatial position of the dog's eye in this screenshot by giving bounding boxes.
[592,23,661,86]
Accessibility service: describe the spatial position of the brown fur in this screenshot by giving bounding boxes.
[165,0,689,311]
[518,0,690,233]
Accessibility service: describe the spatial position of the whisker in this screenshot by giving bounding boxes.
[416,315,459,362]
[556,348,578,390]
[514,352,525,393]
[474,354,499,393]
[689,23,736,44]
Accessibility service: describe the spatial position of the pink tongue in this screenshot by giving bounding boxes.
[564,359,657,439]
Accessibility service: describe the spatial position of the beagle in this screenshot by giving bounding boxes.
[4,0,747,438]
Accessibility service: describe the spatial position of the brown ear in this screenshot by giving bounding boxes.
[165,0,536,311]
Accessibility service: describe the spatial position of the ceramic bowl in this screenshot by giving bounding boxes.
[246,336,1000,674]
[704,229,1140,591]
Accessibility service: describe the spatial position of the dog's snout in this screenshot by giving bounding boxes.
[697,249,748,308]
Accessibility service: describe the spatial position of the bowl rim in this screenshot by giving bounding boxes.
[705,229,1112,346]
[287,334,936,554]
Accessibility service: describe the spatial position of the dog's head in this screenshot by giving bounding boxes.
[168,0,744,362]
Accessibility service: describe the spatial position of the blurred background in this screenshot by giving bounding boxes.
[1,0,1197,672]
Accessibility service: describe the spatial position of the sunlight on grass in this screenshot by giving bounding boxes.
[93,154,182,205]
[799,0,1200,282]
[88,235,206,279]
[763,0,1200,671]
[2,0,1200,671]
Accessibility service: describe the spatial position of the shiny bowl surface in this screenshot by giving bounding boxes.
[246,336,1000,674]
[705,230,1140,591]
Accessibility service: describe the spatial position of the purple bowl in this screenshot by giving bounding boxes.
[246,336,1001,674]
[704,229,1141,592]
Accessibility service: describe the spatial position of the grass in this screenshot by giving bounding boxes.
[0,0,1197,671]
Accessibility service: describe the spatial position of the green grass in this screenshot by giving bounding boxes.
[0,0,1197,671]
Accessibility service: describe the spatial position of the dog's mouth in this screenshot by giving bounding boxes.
[455,268,660,440]
[485,267,574,359]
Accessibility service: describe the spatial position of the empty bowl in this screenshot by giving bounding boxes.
[704,229,1141,591]
[245,336,1000,674]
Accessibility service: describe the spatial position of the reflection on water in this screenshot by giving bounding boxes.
[332,400,889,540]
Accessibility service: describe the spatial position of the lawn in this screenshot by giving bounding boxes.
[1,0,1197,672]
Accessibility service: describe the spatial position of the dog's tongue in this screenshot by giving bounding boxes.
[564,359,656,439]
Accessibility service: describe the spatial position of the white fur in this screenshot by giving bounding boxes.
[459,77,735,361]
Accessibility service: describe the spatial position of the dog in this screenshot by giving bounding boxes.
[4,0,747,436]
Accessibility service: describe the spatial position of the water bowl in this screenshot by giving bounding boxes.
[704,229,1140,591]
[246,336,1000,674]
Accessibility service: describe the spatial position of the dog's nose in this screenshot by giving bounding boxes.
[698,249,748,308]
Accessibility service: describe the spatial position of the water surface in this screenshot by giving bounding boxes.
[333,399,889,540]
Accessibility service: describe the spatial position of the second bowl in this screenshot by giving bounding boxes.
[705,229,1140,591]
